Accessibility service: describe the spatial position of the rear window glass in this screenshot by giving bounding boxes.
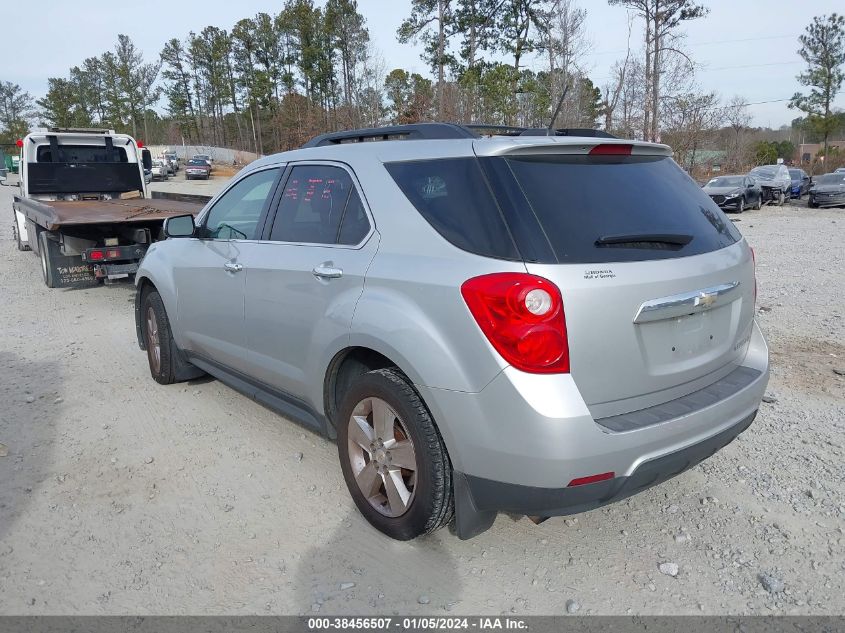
[37,144,127,163]
[503,155,741,263]
[385,158,518,260]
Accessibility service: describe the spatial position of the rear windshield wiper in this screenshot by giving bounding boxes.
[595,233,693,249]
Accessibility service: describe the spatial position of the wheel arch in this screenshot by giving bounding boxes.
[323,346,407,432]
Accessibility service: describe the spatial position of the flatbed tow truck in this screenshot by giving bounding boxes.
[9,128,206,288]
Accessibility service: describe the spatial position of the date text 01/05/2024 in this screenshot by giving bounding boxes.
[307,616,529,630]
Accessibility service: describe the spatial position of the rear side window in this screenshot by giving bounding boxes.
[502,155,741,263]
[385,158,519,260]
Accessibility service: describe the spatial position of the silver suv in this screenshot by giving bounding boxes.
[135,123,769,540]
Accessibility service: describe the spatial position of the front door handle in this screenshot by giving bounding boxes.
[224,261,243,273]
[312,264,343,279]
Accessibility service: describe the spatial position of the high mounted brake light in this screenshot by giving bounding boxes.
[588,143,632,156]
[461,273,569,374]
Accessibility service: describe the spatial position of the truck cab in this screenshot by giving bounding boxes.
[11,128,203,288]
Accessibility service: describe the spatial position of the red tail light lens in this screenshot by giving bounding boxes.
[88,250,104,261]
[568,471,615,487]
[461,273,569,374]
[589,143,632,156]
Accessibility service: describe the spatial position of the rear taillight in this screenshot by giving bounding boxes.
[89,250,104,261]
[461,273,569,374]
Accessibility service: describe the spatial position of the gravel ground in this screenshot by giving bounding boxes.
[0,178,843,616]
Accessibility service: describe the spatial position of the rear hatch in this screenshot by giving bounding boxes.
[476,140,756,417]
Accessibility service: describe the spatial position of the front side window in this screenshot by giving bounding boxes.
[269,165,370,245]
[202,168,280,240]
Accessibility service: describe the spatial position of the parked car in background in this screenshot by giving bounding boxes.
[135,123,768,541]
[834,167,845,174]
[702,175,762,213]
[151,159,170,181]
[748,164,791,205]
[163,151,180,172]
[807,172,845,208]
[160,156,176,176]
[191,154,212,170]
[788,168,811,198]
[184,158,211,180]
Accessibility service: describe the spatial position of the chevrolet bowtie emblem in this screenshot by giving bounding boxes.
[695,292,718,308]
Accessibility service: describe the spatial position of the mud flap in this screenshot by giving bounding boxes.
[452,471,497,540]
[40,233,98,289]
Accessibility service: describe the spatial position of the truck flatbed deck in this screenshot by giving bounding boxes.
[14,196,204,231]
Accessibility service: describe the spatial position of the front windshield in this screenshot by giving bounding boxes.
[750,166,777,179]
[188,160,206,166]
[707,176,743,187]
[788,169,803,178]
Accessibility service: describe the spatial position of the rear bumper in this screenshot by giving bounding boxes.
[418,321,769,538]
[456,408,754,519]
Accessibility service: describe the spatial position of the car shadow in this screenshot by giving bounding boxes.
[0,352,60,544]
[294,510,463,615]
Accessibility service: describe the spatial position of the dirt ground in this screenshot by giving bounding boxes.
[0,177,843,615]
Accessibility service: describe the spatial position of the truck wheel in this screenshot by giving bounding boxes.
[38,231,58,288]
[337,368,454,540]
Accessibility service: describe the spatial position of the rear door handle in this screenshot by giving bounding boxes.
[223,262,243,273]
[312,264,343,279]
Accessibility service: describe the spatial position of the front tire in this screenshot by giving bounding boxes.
[754,194,762,210]
[337,368,454,540]
[778,190,786,206]
[737,197,745,213]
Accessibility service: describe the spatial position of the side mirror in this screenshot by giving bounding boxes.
[163,214,196,238]
[142,149,153,171]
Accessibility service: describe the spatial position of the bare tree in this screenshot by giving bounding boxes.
[608,0,707,141]
[602,13,634,132]
[723,95,751,170]
[662,90,722,171]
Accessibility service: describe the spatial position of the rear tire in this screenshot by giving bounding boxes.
[37,231,57,288]
[337,368,453,540]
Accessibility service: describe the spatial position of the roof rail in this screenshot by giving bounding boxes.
[302,123,477,148]
[301,123,617,148]
[463,124,526,136]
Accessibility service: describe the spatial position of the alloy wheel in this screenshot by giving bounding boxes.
[145,306,161,374]
[347,397,418,517]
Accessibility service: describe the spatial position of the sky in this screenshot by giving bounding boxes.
[4,0,844,130]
